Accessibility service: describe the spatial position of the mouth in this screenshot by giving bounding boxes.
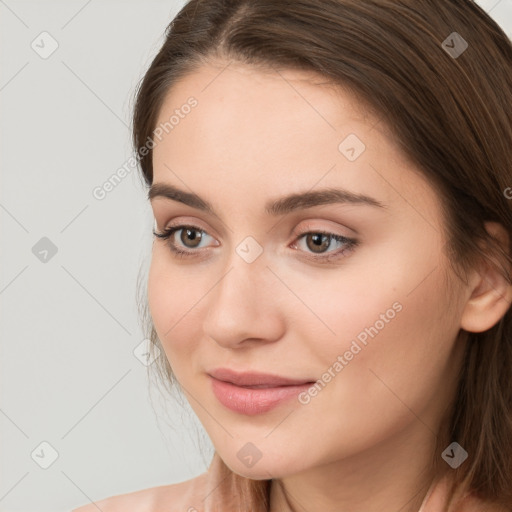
[208,368,316,415]
[208,367,315,387]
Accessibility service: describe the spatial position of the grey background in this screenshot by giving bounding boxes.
[1,1,511,511]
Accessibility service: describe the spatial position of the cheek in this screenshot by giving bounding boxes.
[280,264,407,368]
[367,270,460,387]
[297,242,459,400]
[280,271,460,463]
[147,251,205,364]
[307,265,460,424]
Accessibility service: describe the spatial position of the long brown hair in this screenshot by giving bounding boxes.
[132,1,512,509]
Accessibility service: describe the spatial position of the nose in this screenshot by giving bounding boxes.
[202,253,286,349]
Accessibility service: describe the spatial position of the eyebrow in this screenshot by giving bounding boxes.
[148,182,386,217]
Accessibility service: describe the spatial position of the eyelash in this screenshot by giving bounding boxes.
[152,224,358,263]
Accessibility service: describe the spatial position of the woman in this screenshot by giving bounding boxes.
[74,0,512,510]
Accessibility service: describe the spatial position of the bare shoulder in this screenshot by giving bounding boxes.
[72,472,209,512]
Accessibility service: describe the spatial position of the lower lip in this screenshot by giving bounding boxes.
[210,377,313,415]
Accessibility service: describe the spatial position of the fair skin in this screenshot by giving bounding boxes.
[73,60,512,512]
[147,61,512,512]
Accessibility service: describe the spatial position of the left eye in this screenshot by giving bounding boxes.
[153,225,358,261]
[292,231,357,258]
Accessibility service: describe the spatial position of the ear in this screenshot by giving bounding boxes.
[460,222,512,333]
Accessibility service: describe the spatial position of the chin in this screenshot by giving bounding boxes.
[221,450,305,480]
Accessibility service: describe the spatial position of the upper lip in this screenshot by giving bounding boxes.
[208,368,315,387]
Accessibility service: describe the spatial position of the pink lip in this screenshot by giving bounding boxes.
[208,368,315,415]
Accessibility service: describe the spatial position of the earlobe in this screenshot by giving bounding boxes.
[460,222,512,333]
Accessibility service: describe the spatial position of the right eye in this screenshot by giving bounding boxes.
[153,224,216,258]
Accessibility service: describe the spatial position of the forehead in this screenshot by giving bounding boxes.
[155,61,378,141]
[153,63,385,172]
[150,61,441,229]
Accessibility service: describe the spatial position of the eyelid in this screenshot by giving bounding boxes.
[158,219,353,244]
[291,219,356,240]
[155,216,215,237]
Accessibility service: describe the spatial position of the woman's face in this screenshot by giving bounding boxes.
[148,61,470,479]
